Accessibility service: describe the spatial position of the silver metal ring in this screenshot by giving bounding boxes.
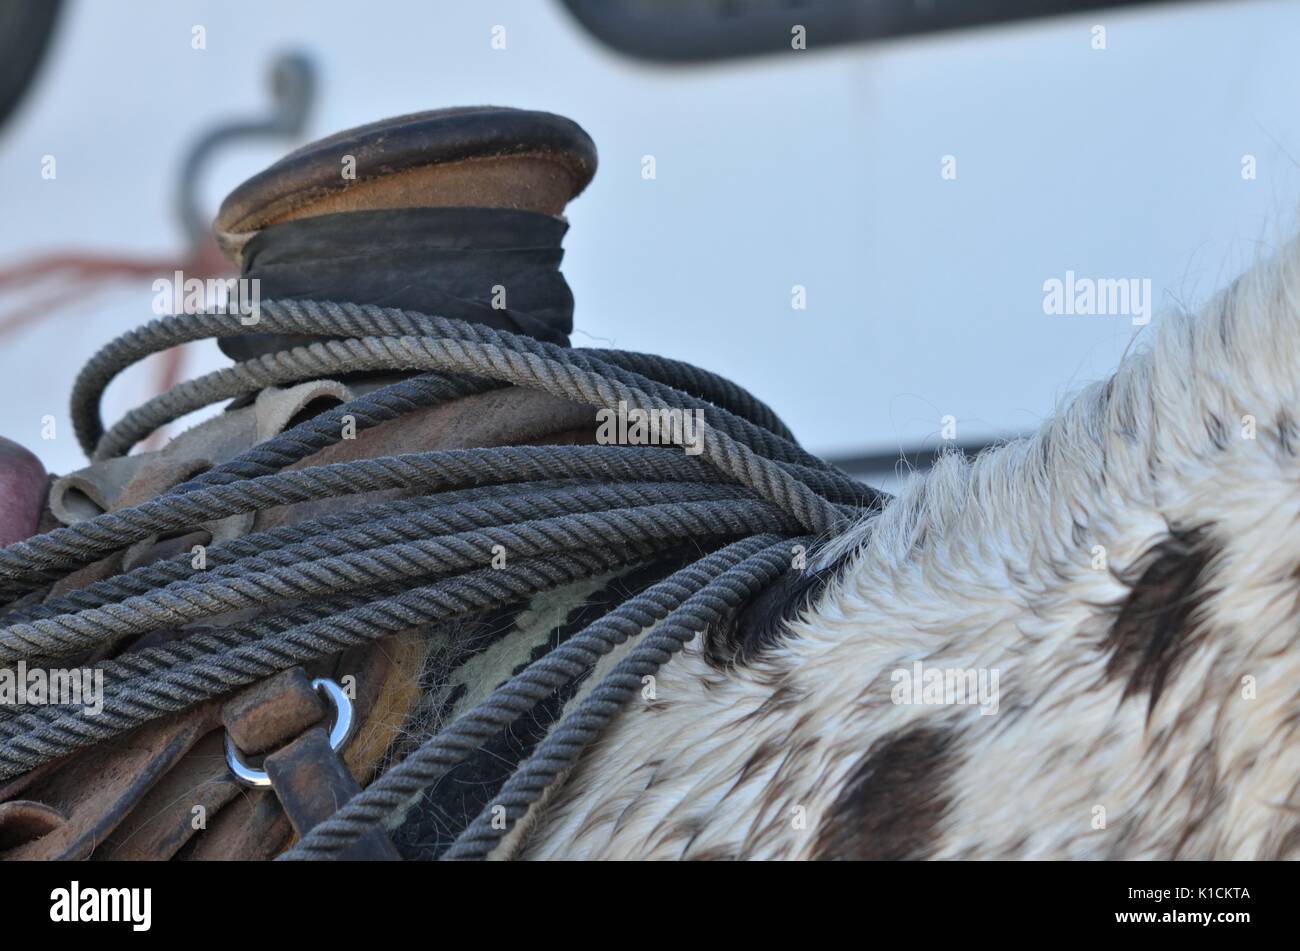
[224,677,355,787]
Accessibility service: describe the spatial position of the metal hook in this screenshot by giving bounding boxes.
[175,50,317,251]
[225,676,354,788]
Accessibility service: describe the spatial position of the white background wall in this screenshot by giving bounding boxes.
[2,0,1299,478]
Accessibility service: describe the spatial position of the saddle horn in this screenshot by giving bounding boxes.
[212,106,598,361]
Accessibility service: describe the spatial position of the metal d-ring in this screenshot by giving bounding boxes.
[224,677,355,787]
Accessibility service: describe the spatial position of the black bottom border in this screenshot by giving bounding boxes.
[3,858,1283,938]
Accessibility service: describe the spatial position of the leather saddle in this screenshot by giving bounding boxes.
[0,106,649,860]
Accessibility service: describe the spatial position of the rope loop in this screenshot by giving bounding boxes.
[0,301,884,859]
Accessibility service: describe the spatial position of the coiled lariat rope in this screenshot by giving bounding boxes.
[0,299,883,860]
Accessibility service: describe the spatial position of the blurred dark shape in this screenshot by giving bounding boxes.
[826,436,1020,482]
[0,0,63,133]
[559,0,1194,63]
[176,52,317,249]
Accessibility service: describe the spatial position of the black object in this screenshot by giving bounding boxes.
[241,207,576,346]
[558,0,1195,63]
[824,436,1017,480]
[0,0,63,133]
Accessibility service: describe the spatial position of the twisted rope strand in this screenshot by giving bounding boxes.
[0,546,672,777]
[282,534,797,860]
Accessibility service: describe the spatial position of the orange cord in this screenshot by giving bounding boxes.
[0,236,233,450]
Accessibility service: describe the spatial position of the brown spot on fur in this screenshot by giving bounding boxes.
[1270,824,1300,860]
[1205,413,1228,450]
[744,679,806,720]
[1104,527,1215,716]
[685,846,737,861]
[812,722,959,860]
[735,738,783,785]
[1277,409,1297,456]
[1263,778,1300,859]
[1169,740,1224,857]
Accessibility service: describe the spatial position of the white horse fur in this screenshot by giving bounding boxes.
[516,236,1300,860]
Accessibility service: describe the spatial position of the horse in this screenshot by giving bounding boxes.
[0,107,1295,861]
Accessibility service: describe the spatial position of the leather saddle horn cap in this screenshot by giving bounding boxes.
[212,106,598,359]
[215,106,598,262]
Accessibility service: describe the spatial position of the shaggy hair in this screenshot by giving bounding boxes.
[515,237,1300,859]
